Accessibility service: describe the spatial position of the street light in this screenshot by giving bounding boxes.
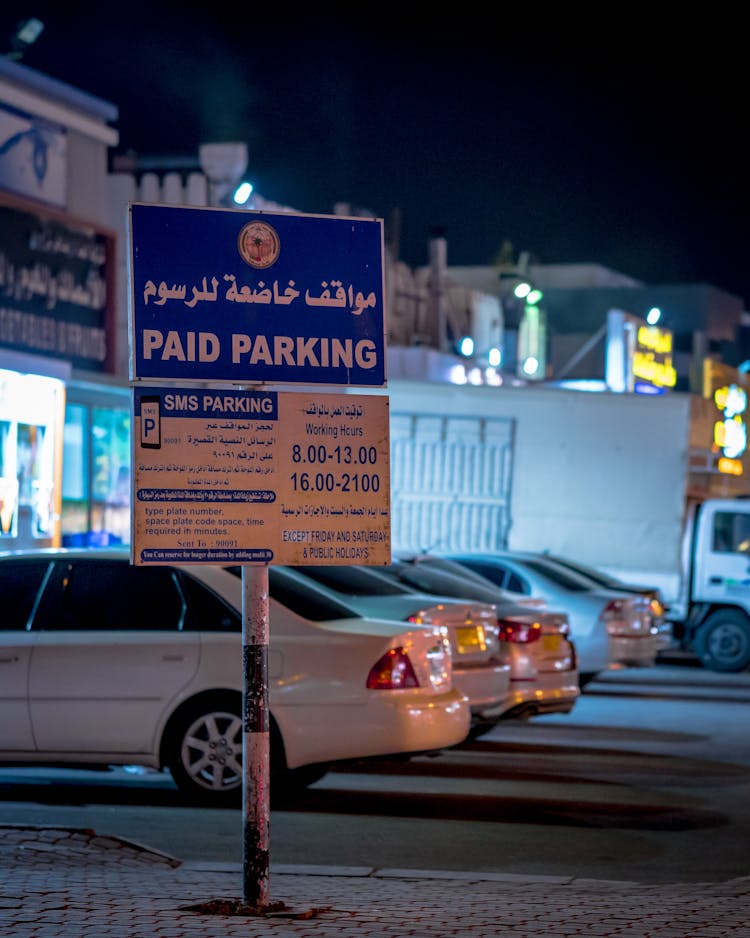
[5,17,44,60]
[232,181,254,205]
[199,142,254,208]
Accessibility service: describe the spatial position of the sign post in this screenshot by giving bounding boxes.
[128,204,388,912]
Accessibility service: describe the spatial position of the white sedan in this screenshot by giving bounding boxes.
[444,551,661,685]
[0,549,471,805]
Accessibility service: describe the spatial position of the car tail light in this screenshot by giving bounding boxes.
[650,598,665,617]
[497,618,542,643]
[603,598,648,636]
[366,647,420,689]
[604,599,626,615]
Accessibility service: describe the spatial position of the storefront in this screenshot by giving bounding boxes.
[63,377,129,547]
[0,190,117,548]
[0,350,67,547]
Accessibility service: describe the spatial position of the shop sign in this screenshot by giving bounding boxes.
[0,195,114,371]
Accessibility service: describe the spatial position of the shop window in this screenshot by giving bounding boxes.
[61,404,89,539]
[0,419,15,535]
[62,402,130,547]
[0,370,63,544]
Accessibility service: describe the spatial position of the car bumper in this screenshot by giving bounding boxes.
[452,663,513,722]
[608,634,662,667]
[499,672,581,719]
[276,686,471,769]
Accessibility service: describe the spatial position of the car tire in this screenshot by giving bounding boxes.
[578,672,598,689]
[165,697,328,806]
[165,697,244,806]
[694,610,750,672]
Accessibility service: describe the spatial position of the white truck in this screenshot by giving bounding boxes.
[668,497,750,672]
[384,379,750,673]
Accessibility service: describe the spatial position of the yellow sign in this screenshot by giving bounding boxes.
[132,387,391,565]
[632,325,676,388]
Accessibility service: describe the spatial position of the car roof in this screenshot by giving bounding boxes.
[445,550,629,596]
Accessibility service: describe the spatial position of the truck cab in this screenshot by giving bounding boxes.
[677,498,750,671]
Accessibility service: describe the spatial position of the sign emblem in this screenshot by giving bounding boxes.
[238,220,280,269]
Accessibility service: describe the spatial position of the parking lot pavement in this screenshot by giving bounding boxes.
[2,825,750,937]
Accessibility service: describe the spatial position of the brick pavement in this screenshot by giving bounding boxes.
[1,825,749,937]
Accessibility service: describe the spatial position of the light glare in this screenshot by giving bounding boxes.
[233,181,254,205]
[458,336,474,357]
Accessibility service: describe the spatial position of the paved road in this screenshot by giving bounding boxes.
[1,661,748,885]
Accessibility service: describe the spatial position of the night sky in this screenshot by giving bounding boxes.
[3,5,748,305]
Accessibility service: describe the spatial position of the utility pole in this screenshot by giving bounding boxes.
[202,141,271,909]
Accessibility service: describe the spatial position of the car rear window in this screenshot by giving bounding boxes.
[385,562,501,603]
[268,568,359,621]
[0,560,50,630]
[179,573,240,632]
[449,558,517,591]
[519,557,592,591]
[290,565,412,596]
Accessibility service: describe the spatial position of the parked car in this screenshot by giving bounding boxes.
[444,551,662,686]
[539,551,672,646]
[249,565,512,730]
[377,554,580,728]
[0,549,472,805]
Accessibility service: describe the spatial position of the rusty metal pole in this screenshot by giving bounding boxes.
[241,563,270,906]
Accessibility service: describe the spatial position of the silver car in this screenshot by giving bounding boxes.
[383,554,580,730]
[446,551,661,685]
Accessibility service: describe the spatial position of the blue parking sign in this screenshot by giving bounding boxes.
[128,204,386,386]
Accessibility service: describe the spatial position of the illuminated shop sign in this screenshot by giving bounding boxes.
[713,383,747,469]
[703,361,749,476]
[606,309,675,393]
[632,325,676,390]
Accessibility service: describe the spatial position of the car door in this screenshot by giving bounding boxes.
[28,558,200,754]
[0,558,50,750]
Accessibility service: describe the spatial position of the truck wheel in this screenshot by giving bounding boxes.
[694,611,750,672]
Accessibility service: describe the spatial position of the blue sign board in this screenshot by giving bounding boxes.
[128,203,386,386]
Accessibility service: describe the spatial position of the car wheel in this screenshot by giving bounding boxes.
[694,611,750,672]
[578,672,598,689]
[166,699,244,806]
